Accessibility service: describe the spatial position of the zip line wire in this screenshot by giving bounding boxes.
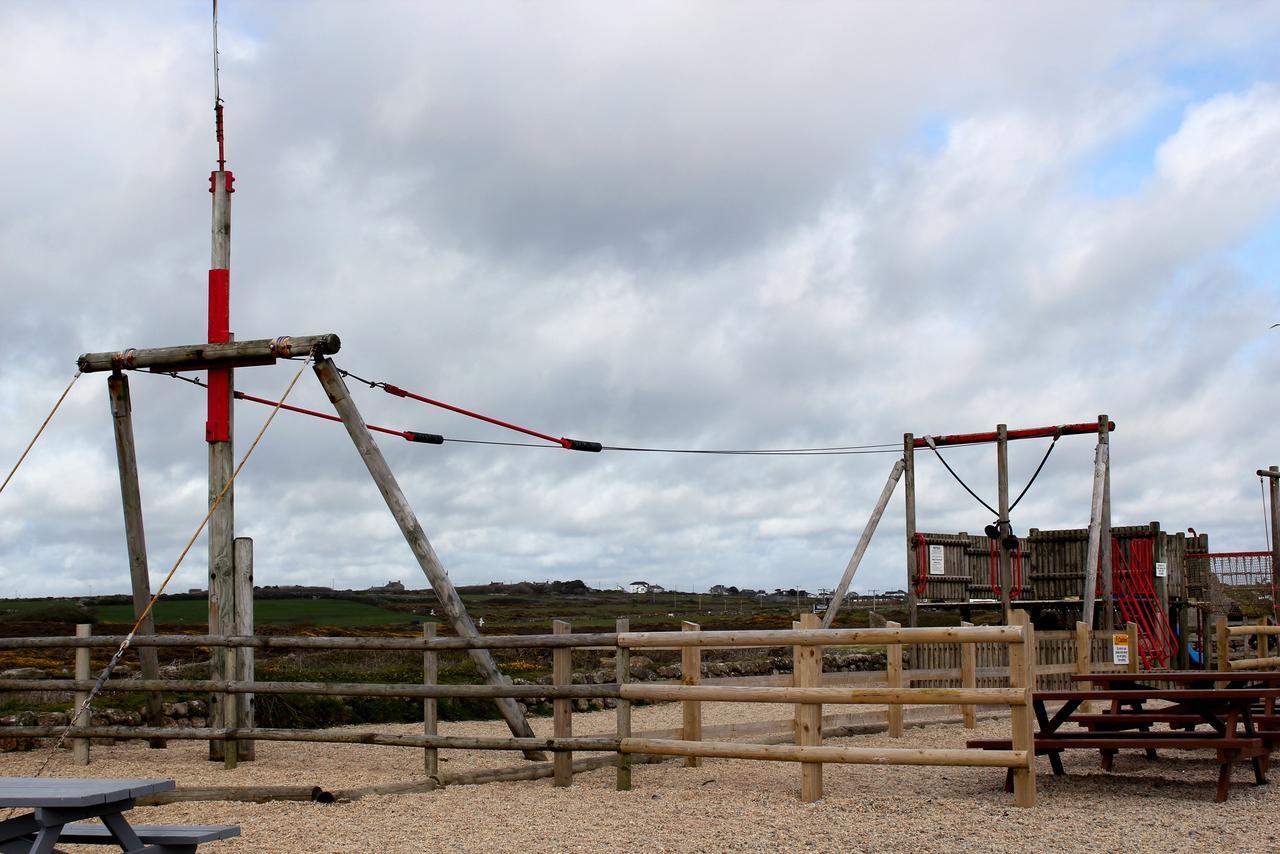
[149,367,903,457]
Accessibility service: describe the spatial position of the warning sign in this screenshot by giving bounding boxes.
[929,544,945,576]
[1154,561,1167,578]
[1112,633,1130,666]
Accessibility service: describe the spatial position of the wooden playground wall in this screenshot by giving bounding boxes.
[915,523,1195,603]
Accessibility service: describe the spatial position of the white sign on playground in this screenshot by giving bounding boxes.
[929,544,945,575]
[1155,561,1167,578]
[1112,633,1130,665]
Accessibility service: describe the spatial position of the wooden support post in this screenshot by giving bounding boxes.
[553,620,572,787]
[1178,604,1192,670]
[960,621,977,729]
[206,169,235,763]
[1217,616,1231,672]
[615,618,631,791]
[1100,416,1114,631]
[682,621,702,767]
[823,459,904,628]
[1082,416,1109,629]
[232,537,254,760]
[223,643,237,770]
[1152,522,1169,621]
[1008,610,1037,807]
[423,622,438,779]
[73,624,91,766]
[313,357,544,758]
[1075,620,1092,713]
[1127,621,1141,674]
[903,435,918,627]
[996,424,1012,621]
[794,612,823,802]
[106,372,166,749]
[1271,466,1280,622]
[885,620,903,737]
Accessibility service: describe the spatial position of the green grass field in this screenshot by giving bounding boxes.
[87,598,421,628]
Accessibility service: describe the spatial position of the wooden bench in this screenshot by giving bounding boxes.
[58,822,240,852]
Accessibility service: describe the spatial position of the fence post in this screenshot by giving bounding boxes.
[615,618,631,791]
[794,612,823,802]
[1217,616,1230,672]
[223,643,238,770]
[423,622,438,778]
[681,621,702,767]
[553,620,573,786]
[1008,610,1037,807]
[1074,621,1092,712]
[73,624,91,766]
[1126,620,1141,674]
[960,621,976,729]
[885,620,903,737]
[232,536,254,760]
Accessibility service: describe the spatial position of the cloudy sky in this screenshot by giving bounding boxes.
[2,2,1279,600]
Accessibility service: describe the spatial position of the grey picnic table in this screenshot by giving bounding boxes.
[0,777,174,853]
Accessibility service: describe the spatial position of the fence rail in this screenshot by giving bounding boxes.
[0,615,1151,808]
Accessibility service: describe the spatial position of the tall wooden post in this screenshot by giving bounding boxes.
[1270,466,1279,621]
[1008,610,1037,807]
[614,618,631,791]
[996,424,1012,622]
[206,164,235,762]
[823,459,904,628]
[960,621,977,729]
[106,372,166,748]
[553,620,572,786]
[1152,522,1168,621]
[73,623,91,766]
[681,621,702,767]
[885,620,903,737]
[313,357,544,756]
[794,612,823,802]
[232,537,254,760]
[423,622,439,779]
[1100,416,1114,631]
[903,434,918,627]
[1082,415,1109,629]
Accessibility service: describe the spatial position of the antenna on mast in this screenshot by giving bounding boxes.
[213,0,226,169]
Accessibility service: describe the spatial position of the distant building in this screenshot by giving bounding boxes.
[708,585,728,595]
[629,581,650,594]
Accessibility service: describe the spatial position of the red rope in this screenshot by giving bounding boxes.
[234,391,411,440]
[381,384,599,451]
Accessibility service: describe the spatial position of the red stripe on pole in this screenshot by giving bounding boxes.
[208,269,230,343]
[913,421,1114,448]
[206,268,232,443]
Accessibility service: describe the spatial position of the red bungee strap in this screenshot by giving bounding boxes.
[381,384,600,452]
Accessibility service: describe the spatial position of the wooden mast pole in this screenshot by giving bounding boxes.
[1099,415,1114,631]
[206,101,236,761]
[1270,466,1279,622]
[106,373,166,748]
[903,434,918,627]
[312,357,545,758]
[822,458,904,628]
[1082,418,1109,628]
[996,424,1012,622]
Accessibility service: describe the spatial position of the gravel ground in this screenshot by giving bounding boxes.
[2,702,1277,853]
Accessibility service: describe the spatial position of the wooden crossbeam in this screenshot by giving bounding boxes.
[76,334,340,373]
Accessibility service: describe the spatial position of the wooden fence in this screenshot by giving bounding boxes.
[0,617,1047,806]
[1218,616,1280,670]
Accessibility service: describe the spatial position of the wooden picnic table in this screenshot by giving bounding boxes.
[0,777,174,853]
[970,682,1279,801]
